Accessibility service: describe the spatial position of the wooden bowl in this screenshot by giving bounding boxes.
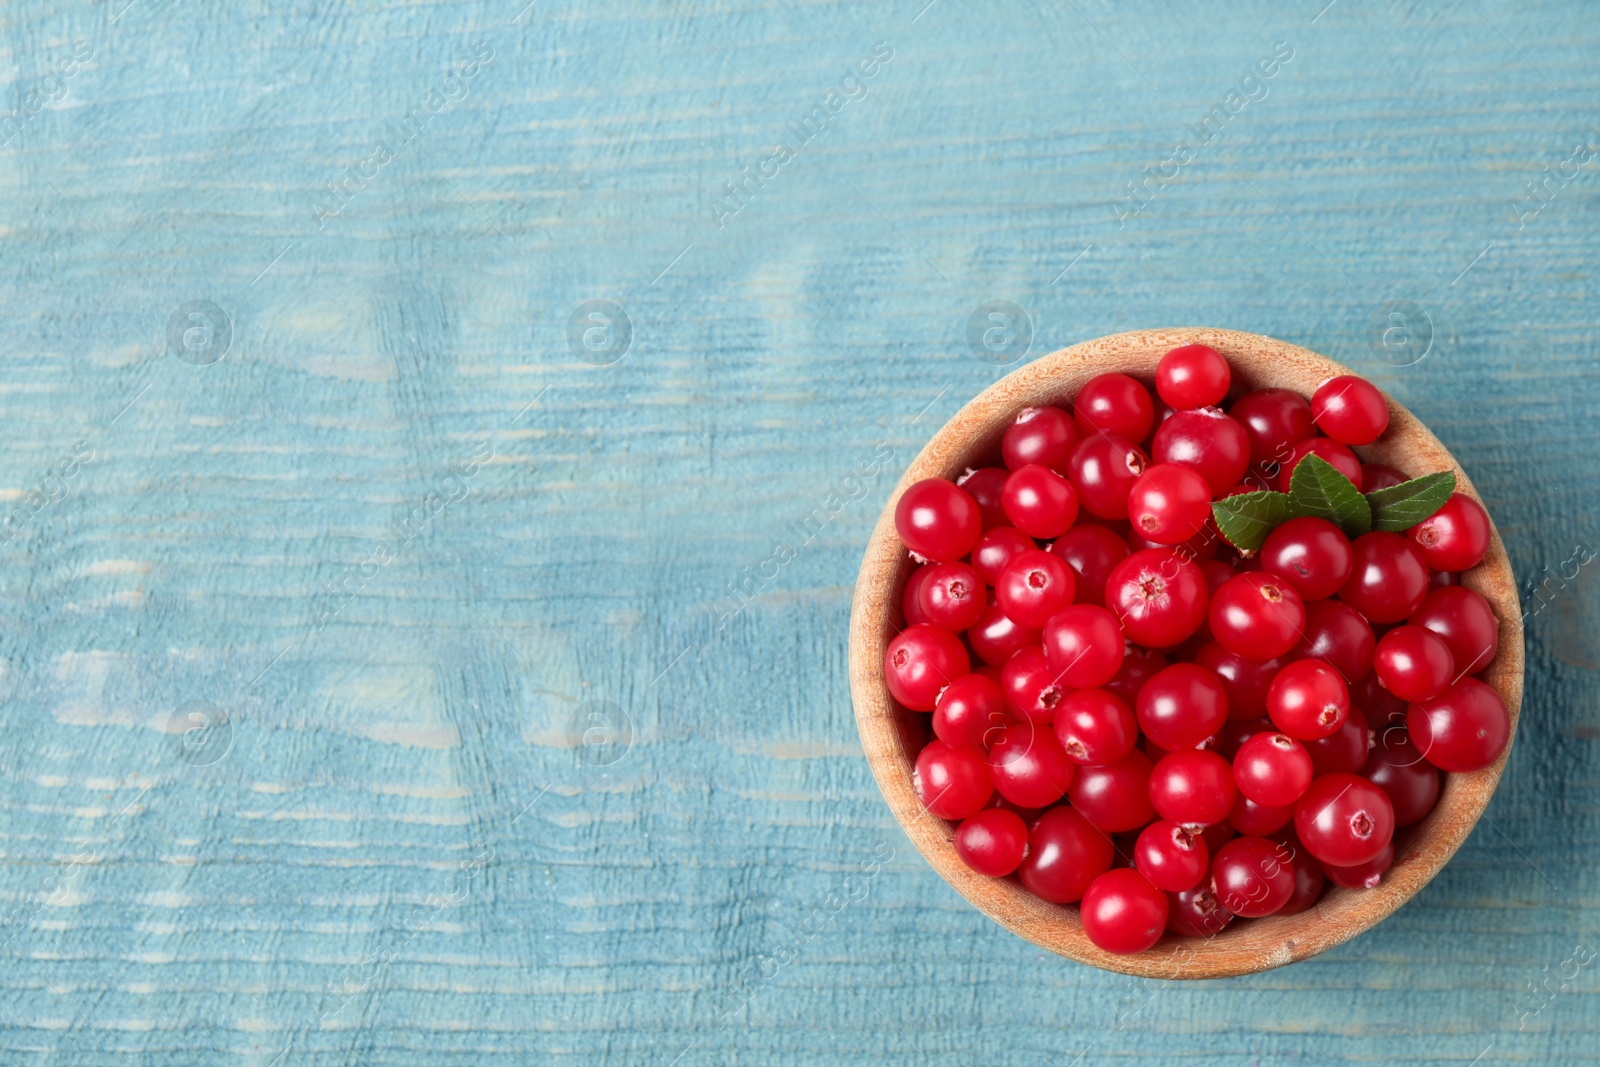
[848,327,1523,979]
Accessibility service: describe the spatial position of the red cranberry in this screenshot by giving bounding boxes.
[1409,585,1499,675]
[1000,644,1068,723]
[1048,524,1130,607]
[1214,715,1274,761]
[971,526,1035,585]
[1069,750,1156,832]
[1001,464,1079,539]
[1167,885,1234,937]
[917,562,986,632]
[1361,463,1408,491]
[1233,731,1314,807]
[1374,625,1455,702]
[1133,820,1210,892]
[1156,343,1230,410]
[1340,532,1431,623]
[1406,677,1511,772]
[1293,600,1376,684]
[1209,572,1305,660]
[1211,836,1295,918]
[1230,388,1314,467]
[902,565,933,626]
[1054,688,1138,765]
[1152,408,1250,497]
[895,478,982,562]
[1127,463,1213,546]
[1019,806,1113,903]
[988,721,1076,808]
[1268,659,1350,740]
[1276,842,1326,915]
[1306,706,1371,777]
[1194,642,1284,720]
[1294,772,1395,867]
[1354,671,1408,730]
[954,808,1029,877]
[956,466,1011,529]
[1260,517,1354,601]
[1040,604,1126,688]
[1002,405,1077,473]
[1129,522,1223,564]
[1363,729,1440,826]
[1312,375,1390,444]
[885,623,969,710]
[1410,493,1491,572]
[1082,868,1169,954]
[1229,792,1296,836]
[1277,437,1364,492]
[1106,548,1209,649]
[1103,645,1169,707]
[995,549,1076,628]
[1324,842,1394,888]
[913,740,993,819]
[933,673,1011,752]
[1430,569,1458,588]
[1069,434,1148,520]
[1136,663,1229,750]
[967,599,1040,666]
[1148,749,1236,826]
[1075,373,1155,443]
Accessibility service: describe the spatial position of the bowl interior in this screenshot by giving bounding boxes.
[848,328,1523,978]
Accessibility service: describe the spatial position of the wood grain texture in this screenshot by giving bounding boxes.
[0,0,1595,1063]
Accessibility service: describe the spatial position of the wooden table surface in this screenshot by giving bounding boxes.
[0,0,1596,1063]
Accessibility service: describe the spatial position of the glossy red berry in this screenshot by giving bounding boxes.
[956,467,1011,529]
[1001,464,1079,539]
[1294,772,1395,867]
[1003,406,1077,473]
[1276,842,1326,915]
[901,565,933,626]
[1230,388,1314,468]
[1312,375,1390,445]
[1260,517,1353,601]
[954,808,1029,877]
[1410,493,1491,572]
[1106,548,1209,649]
[1047,524,1129,607]
[1103,646,1169,707]
[1148,749,1236,827]
[1082,868,1169,954]
[895,478,982,562]
[1152,408,1250,496]
[1133,820,1209,892]
[1323,842,1394,889]
[1136,663,1229,749]
[1075,373,1155,443]
[1068,434,1147,520]
[1406,677,1511,772]
[1019,806,1113,903]
[1211,836,1295,918]
[1054,688,1138,765]
[1340,532,1431,623]
[1156,343,1230,410]
[1233,732,1313,806]
[1361,463,1408,492]
[885,623,969,711]
[1000,644,1067,723]
[1362,729,1440,826]
[1127,463,1213,546]
[1409,586,1499,675]
[933,673,1011,752]
[995,549,1076,629]
[913,740,993,819]
[1069,750,1156,833]
[1208,572,1305,660]
[1277,437,1364,492]
[917,562,986,632]
[1374,625,1455,702]
[1305,706,1371,777]
[1292,600,1375,684]
[1193,643,1283,720]
[1129,523,1222,564]
[967,600,1039,666]
[1228,792,1296,836]
[1214,715,1273,761]
[1167,885,1234,937]
[1267,659,1349,740]
[988,722,1076,808]
[970,526,1034,586]
[1040,604,1126,688]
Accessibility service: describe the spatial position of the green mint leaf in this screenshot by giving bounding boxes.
[1211,490,1292,552]
[1287,453,1372,538]
[1366,470,1457,532]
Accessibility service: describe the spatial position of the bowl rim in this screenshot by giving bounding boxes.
[847,327,1524,979]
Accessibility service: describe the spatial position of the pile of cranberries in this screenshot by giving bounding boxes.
[887,343,1510,955]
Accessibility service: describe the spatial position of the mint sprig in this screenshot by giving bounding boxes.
[1367,470,1457,531]
[1287,454,1372,539]
[1211,490,1291,553]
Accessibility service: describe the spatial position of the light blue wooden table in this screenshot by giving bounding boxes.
[1,0,1597,1062]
